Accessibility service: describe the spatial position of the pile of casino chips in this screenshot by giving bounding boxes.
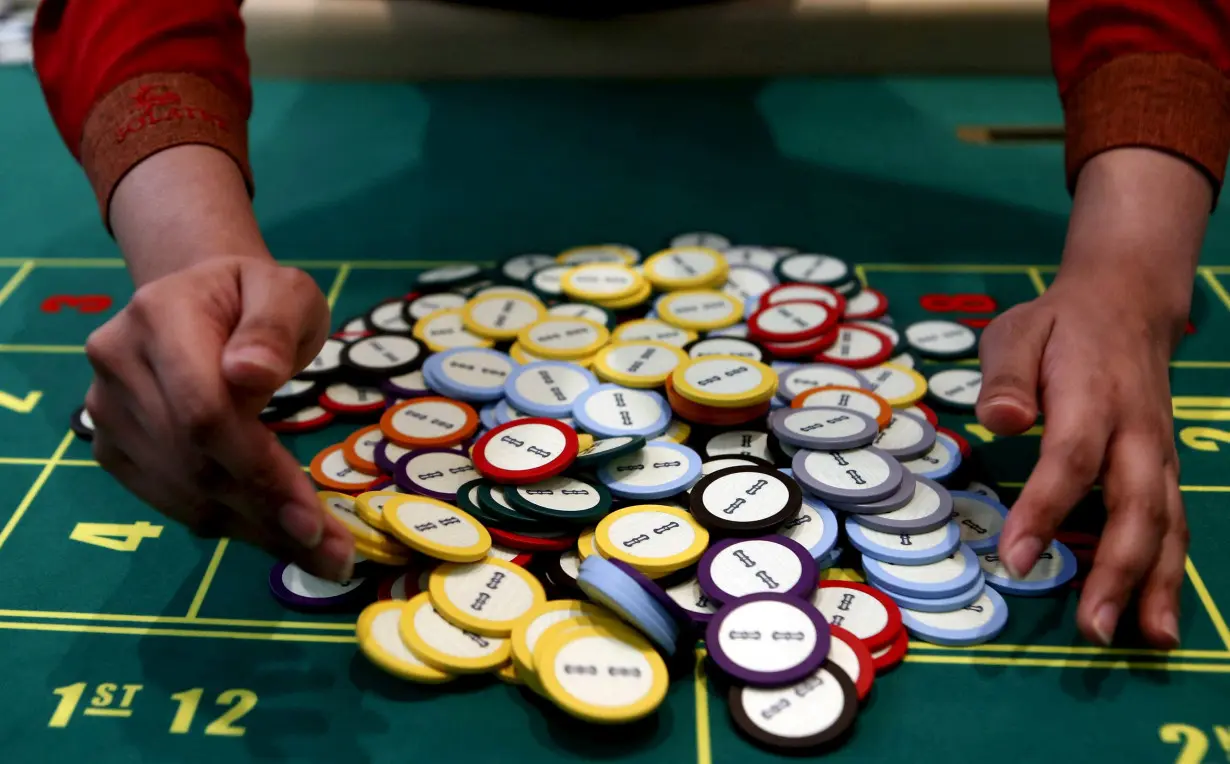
[69,232,1079,751]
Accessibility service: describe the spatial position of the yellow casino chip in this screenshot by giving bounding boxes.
[863,362,929,408]
[428,558,547,637]
[642,246,729,291]
[611,318,697,348]
[517,317,610,361]
[592,279,652,311]
[534,620,669,724]
[319,491,409,554]
[557,244,638,266]
[560,263,643,302]
[670,355,777,408]
[592,341,687,389]
[461,294,546,341]
[354,541,413,568]
[356,601,454,684]
[384,495,491,563]
[594,504,709,577]
[399,593,511,674]
[354,490,405,532]
[510,601,615,693]
[577,527,600,559]
[413,308,495,352]
[495,662,523,685]
[656,289,742,332]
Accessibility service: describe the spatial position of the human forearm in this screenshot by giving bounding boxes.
[111,145,271,286]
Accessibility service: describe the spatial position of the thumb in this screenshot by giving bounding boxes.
[222,265,330,394]
[975,304,1051,436]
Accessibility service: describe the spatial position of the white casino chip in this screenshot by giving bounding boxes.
[672,232,730,249]
[722,246,781,272]
[777,253,849,285]
[463,295,543,339]
[704,430,773,462]
[369,301,412,332]
[503,253,557,282]
[613,319,696,347]
[429,558,546,636]
[418,264,483,285]
[928,369,982,408]
[415,310,492,351]
[905,320,977,357]
[407,292,467,320]
[723,265,778,305]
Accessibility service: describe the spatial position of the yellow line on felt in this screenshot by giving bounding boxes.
[0,620,357,643]
[0,258,126,269]
[0,431,75,552]
[904,654,1230,673]
[1199,269,1230,314]
[907,643,1230,660]
[0,608,355,630]
[1186,556,1230,652]
[854,264,869,288]
[1027,267,1048,296]
[995,481,1230,494]
[1170,361,1230,369]
[282,260,496,270]
[185,539,230,619]
[0,344,86,354]
[324,264,352,310]
[0,261,35,309]
[694,647,711,764]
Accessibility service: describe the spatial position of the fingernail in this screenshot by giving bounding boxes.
[1004,535,1044,579]
[226,345,284,376]
[1158,611,1181,647]
[984,395,1029,413]
[320,534,355,582]
[278,502,323,549]
[1092,603,1119,646]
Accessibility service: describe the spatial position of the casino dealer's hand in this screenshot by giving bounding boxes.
[974,148,1211,649]
[83,255,356,581]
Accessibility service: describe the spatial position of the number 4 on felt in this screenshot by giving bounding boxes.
[71,522,163,552]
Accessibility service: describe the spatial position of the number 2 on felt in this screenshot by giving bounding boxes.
[70,521,163,552]
[40,294,112,314]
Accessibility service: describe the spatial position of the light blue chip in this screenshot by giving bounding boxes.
[862,544,982,599]
[422,347,517,403]
[479,402,500,430]
[504,361,598,418]
[773,470,840,564]
[598,441,702,500]
[845,517,962,565]
[979,540,1078,596]
[900,585,1009,646]
[873,575,986,613]
[577,556,679,654]
[572,383,671,439]
[949,491,1010,553]
[902,436,962,483]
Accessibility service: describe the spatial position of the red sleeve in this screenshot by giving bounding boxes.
[1050,0,1230,194]
[33,0,254,225]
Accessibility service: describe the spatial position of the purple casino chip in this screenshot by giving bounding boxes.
[268,562,371,611]
[662,574,720,628]
[768,406,878,451]
[827,470,917,515]
[393,447,478,502]
[374,438,413,475]
[791,446,904,504]
[705,593,831,687]
[698,536,817,605]
[607,558,693,628]
[380,369,432,400]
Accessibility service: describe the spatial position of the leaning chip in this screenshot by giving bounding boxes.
[383,495,492,563]
[428,558,547,637]
[357,601,455,683]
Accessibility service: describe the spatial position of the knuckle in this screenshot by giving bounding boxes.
[177,390,228,444]
[84,324,124,372]
[1044,435,1102,483]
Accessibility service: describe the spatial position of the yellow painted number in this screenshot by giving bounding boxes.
[1215,726,1230,759]
[1179,427,1230,453]
[1160,724,1210,764]
[0,388,42,414]
[48,683,86,728]
[1172,396,1230,453]
[170,688,257,737]
[963,424,1043,445]
[71,521,163,552]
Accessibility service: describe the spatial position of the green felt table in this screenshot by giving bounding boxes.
[1,65,1230,763]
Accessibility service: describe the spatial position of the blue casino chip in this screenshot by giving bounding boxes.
[577,555,679,654]
[845,517,962,566]
[504,361,599,418]
[572,383,672,439]
[862,544,982,599]
[421,347,517,403]
[978,540,1078,596]
[597,441,702,500]
[873,575,986,613]
[900,585,1010,646]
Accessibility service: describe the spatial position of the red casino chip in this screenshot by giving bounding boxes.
[843,287,889,320]
[911,401,939,427]
[760,283,847,317]
[816,580,903,652]
[488,528,577,552]
[936,426,972,458]
[319,383,388,417]
[871,627,908,675]
[814,324,893,369]
[472,418,579,485]
[761,327,838,359]
[747,300,838,344]
[829,625,876,702]
[264,405,335,434]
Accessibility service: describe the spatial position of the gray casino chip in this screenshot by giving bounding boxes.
[791,446,904,504]
[848,476,954,533]
[768,406,878,451]
[871,411,937,460]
